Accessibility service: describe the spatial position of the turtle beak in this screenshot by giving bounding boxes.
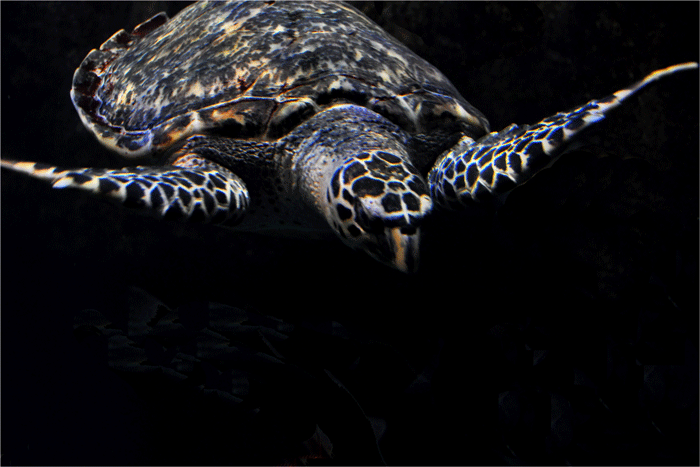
[389,226,420,273]
[368,226,420,273]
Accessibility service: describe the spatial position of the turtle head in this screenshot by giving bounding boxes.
[324,151,433,273]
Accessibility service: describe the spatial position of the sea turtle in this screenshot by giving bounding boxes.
[1,1,696,273]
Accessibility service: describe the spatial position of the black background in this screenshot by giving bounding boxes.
[2,2,698,465]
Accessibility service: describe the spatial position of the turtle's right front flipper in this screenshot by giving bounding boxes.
[0,157,249,225]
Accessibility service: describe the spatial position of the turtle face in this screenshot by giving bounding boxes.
[325,151,433,273]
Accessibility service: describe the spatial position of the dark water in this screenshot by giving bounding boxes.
[2,2,698,465]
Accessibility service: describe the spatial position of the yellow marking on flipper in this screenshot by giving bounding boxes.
[1,159,66,182]
[52,175,101,192]
[2,160,108,195]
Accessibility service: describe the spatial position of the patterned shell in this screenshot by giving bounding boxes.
[71,1,489,161]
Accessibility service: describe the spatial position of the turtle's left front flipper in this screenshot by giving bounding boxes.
[429,62,699,210]
[0,158,249,225]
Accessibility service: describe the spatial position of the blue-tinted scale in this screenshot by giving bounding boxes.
[124,183,146,208]
[534,129,553,143]
[470,182,491,203]
[477,148,496,167]
[493,155,507,171]
[352,176,384,196]
[375,151,402,164]
[99,178,121,193]
[68,172,93,184]
[564,116,585,131]
[473,145,491,160]
[331,171,341,197]
[160,183,176,198]
[402,192,420,211]
[177,187,192,204]
[214,190,228,204]
[442,178,457,200]
[407,179,428,196]
[508,153,522,173]
[466,163,479,187]
[150,187,164,207]
[343,161,368,183]
[173,177,193,188]
[493,173,516,194]
[547,127,564,145]
[366,156,400,179]
[202,190,216,212]
[523,142,547,171]
[381,193,402,213]
[514,135,533,153]
[480,164,494,185]
[495,144,509,155]
[182,170,206,185]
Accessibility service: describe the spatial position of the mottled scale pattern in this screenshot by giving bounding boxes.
[329,150,431,238]
[71,1,489,158]
[0,158,249,225]
[428,62,699,209]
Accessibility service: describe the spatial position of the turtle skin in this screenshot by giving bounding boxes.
[1,1,697,273]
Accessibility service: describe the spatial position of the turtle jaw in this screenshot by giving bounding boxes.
[370,226,421,274]
[335,224,422,274]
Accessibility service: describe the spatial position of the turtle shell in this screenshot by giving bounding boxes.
[71,1,490,160]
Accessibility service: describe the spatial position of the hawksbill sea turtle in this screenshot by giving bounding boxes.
[0,1,697,273]
[2,3,699,466]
